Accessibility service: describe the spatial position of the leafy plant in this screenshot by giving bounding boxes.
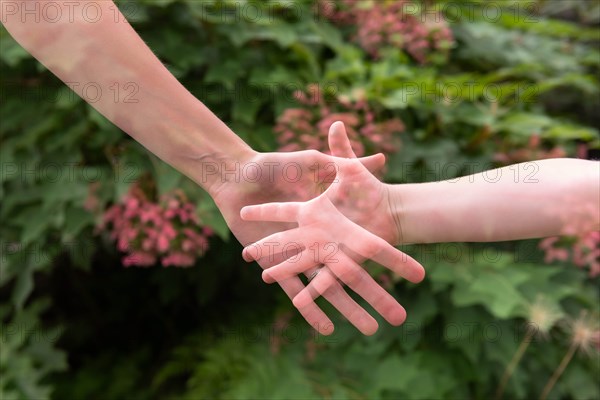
[0,1,598,399]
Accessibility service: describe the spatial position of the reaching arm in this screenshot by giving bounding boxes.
[395,158,600,244]
[241,123,598,311]
[1,2,401,335]
[1,0,253,194]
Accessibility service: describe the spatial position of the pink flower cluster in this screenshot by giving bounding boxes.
[100,185,213,268]
[322,0,454,63]
[494,134,567,164]
[276,84,404,156]
[539,200,600,277]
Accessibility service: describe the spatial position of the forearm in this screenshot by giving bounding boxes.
[392,158,600,244]
[1,0,253,193]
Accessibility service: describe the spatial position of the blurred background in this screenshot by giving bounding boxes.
[1,0,599,399]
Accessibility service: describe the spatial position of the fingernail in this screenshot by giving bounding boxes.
[317,323,334,336]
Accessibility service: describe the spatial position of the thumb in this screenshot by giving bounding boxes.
[359,153,386,174]
[328,121,357,158]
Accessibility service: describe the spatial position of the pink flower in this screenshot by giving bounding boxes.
[157,234,170,252]
[275,85,403,157]
[495,132,568,164]
[84,182,100,212]
[98,184,213,268]
[325,0,454,63]
[539,200,600,277]
[123,251,156,267]
[162,252,195,267]
[182,239,195,252]
[166,226,178,241]
[164,209,176,219]
[540,237,559,250]
[544,247,569,263]
[125,197,139,210]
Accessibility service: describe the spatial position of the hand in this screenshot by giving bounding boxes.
[239,122,425,334]
[324,121,404,246]
[207,147,387,335]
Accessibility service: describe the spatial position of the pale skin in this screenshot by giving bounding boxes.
[242,122,600,307]
[6,1,596,336]
[1,1,422,335]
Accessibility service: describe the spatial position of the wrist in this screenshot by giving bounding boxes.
[385,184,406,246]
[187,141,257,197]
[386,183,440,245]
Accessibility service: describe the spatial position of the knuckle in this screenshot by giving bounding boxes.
[342,268,366,287]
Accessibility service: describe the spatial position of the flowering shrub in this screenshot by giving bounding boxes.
[494,134,567,164]
[3,1,599,399]
[322,0,454,63]
[539,200,600,277]
[275,84,404,156]
[100,185,213,267]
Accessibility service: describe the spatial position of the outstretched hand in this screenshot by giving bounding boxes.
[240,122,425,334]
[209,145,388,335]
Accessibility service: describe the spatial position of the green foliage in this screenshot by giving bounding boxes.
[150,249,598,400]
[0,0,598,399]
[0,300,67,399]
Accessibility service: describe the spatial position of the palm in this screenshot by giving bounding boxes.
[238,123,425,334]
[325,156,399,245]
[211,149,385,335]
[212,151,321,244]
[240,158,424,333]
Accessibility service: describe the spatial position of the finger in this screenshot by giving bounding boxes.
[329,121,357,158]
[359,153,386,174]
[327,251,406,326]
[294,253,407,326]
[262,250,319,284]
[328,121,386,173]
[240,202,301,223]
[294,268,379,335]
[276,275,335,336]
[254,257,334,335]
[242,228,306,262]
[313,152,383,179]
[346,226,426,283]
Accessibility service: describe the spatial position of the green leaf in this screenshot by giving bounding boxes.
[16,207,55,246]
[0,30,32,66]
[453,270,528,319]
[381,88,414,109]
[151,158,185,195]
[62,206,94,241]
[495,112,553,136]
[204,60,245,89]
[545,124,598,141]
[444,306,488,363]
[374,352,458,399]
[562,363,600,400]
[428,251,534,319]
[11,262,34,310]
[197,200,230,241]
[372,355,408,392]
